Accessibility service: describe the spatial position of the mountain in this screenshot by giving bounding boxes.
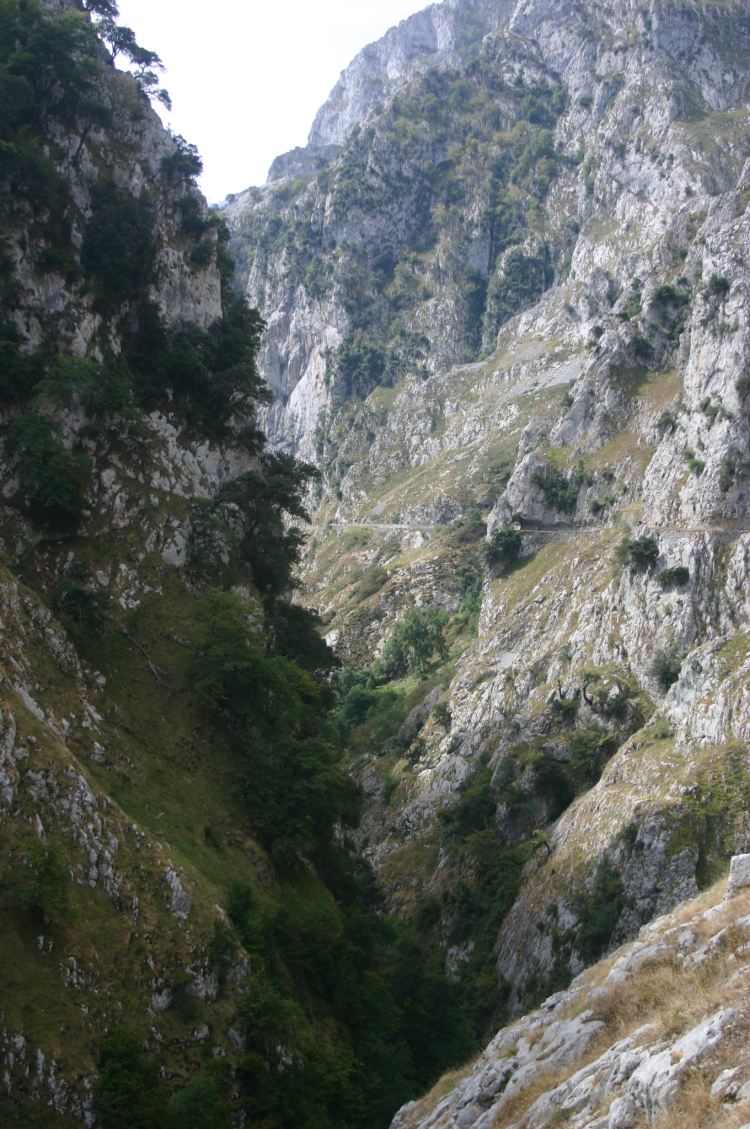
[0,3,474,1126]
[3,0,750,1126]
[225,0,750,1078]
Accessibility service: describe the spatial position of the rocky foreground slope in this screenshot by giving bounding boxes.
[393,857,750,1129]
[227,0,750,1042]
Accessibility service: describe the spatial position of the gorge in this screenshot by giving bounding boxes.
[1,0,750,1126]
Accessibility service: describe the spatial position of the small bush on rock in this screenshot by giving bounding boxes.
[650,648,683,692]
[483,526,522,567]
[615,535,659,572]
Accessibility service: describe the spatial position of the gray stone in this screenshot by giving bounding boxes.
[726,855,750,899]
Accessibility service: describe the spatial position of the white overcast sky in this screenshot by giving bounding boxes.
[115,0,429,203]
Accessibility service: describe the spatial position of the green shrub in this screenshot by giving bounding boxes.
[551,694,578,722]
[631,334,653,361]
[576,861,625,961]
[483,526,522,567]
[683,448,705,476]
[355,565,389,599]
[651,283,687,309]
[650,648,683,691]
[207,920,236,988]
[52,581,109,635]
[719,448,746,494]
[655,566,690,590]
[615,535,659,571]
[707,274,730,298]
[375,607,449,679]
[656,409,678,434]
[455,576,483,635]
[568,725,613,784]
[6,412,90,532]
[382,770,399,804]
[433,702,452,731]
[530,462,585,513]
[531,753,574,820]
[11,836,69,923]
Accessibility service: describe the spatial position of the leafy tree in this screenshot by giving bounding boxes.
[168,1069,230,1129]
[0,322,41,403]
[11,836,68,923]
[189,589,358,859]
[6,412,90,532]
[440,756,495,839]
[483,245,549,341]
[376,607,449,679]
[331,669,378,738]
[94,15,171,108]
[576,861,625,961]
[269,601,337,672]
[129,297,269,434]
[615,535,659,572]
[81,179,156,313]
[483,525,522,567]
[333,333,387,398]
[161,133,203,185]
[83,0,120,16]
[215,452,318,596]
[0,0,100,133]
[95,1029,168,1129]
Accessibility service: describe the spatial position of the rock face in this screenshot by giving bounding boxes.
[390,873,750,1129]
[227,0,750,1024]
[0,3,269,1121]
[308,0,515,148]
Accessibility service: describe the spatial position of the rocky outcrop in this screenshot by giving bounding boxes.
[308,0,515,147]
[392,871,750,1128]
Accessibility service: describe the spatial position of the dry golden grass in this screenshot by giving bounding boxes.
[590,955,704,1040]
[634,1072,750,1129]
[491,1066,574,1127]
[486,886,750,1129]
[405,884,750,1129]
[400,1055,482,1127]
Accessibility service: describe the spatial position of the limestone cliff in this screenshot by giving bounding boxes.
[227,0,750,1029]
[0,2,291,1122]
